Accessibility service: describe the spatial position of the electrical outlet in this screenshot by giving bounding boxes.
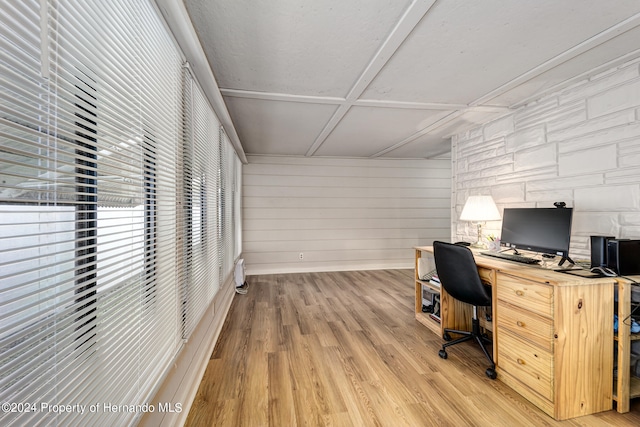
[299,252,304,260]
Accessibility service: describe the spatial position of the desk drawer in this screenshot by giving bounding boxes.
[497,301,553,352]
[498,329,553,402]
[497,274,553,318]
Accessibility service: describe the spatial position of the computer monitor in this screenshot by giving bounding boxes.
[500,207,573,262]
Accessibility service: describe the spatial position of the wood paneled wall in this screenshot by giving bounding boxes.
[243,155,451,274]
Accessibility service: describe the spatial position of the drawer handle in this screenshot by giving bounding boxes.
[515,290,524,296]
[516,321,525,328]
[517,358,526,365]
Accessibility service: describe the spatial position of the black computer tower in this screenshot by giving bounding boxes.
[607,239,640,275]
[590,235,614,268]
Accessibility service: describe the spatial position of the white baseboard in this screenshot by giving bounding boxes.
[138,275,236,427]
[246,262,413,276]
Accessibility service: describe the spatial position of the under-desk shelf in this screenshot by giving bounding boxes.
[414,248,441,337]
[613,276,640,413]
[614,333,640,341]
[417,278,440,293]
[631,377,640,400]
[415,311,441,336]
[613,376,640,401]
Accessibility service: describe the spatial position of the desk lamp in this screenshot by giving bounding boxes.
[460,195,501,249]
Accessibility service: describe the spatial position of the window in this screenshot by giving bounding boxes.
[181,71,221,339]
[0,0,184,424]
[0,1,242,425]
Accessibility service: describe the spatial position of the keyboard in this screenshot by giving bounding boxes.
[480,251,540,264]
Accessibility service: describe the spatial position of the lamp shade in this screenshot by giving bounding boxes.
[460,195,501,221]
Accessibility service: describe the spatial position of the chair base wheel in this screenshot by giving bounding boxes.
[443,332,452,341]
[438,349,447,359]
[486,367,497,379]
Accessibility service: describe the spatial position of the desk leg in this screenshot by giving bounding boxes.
[492,279,498,368]
[617,281,631,413]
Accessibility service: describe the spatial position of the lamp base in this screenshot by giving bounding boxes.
[472,222,487,249]
[470,241,487,249]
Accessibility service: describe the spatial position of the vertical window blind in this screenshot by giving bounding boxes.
[0,0,242,425]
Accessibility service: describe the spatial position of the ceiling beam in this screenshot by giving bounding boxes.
[511,46,640,109]
[370,110,465,158]
[473,11,640,107]
[220,88,484,111]
[353,99,466,110]
[375,12,640,158]
[220,88,345,105]
[305,0,439,157]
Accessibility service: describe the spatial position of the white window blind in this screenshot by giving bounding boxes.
[181,71,220,338]
[0,0,184,425]
[234,150,242,260]
[219,129,236,280]
[220,129,229,278]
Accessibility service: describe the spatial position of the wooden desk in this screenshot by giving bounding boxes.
[415,246,615,421]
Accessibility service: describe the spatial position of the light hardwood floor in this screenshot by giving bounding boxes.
[185,269,640,426]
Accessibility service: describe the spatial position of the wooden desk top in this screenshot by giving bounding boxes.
[415,245,615,287]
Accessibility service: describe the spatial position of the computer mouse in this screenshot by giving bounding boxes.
[590,266,617,277]
[454,241,471,246]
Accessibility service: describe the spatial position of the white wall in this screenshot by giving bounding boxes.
[452,58,640,261]
[243,155,451,274]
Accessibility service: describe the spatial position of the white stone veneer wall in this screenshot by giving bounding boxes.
[452,58,640,261]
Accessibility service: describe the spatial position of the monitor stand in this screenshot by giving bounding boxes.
[558,256,575,267]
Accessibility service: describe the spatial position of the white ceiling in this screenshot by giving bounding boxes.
[183,0,640,159]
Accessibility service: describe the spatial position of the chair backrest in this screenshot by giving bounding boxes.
[433,241,491,307]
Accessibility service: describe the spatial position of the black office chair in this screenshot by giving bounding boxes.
[433,240,496,379]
